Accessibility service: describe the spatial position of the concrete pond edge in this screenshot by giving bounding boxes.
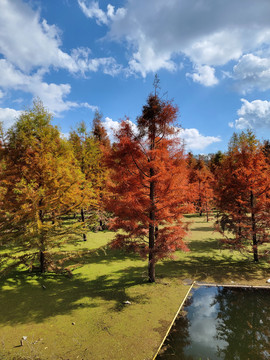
[152,281,195,360]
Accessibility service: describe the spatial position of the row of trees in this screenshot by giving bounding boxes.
[215,132,270,262]
[0,100,108,275]
[0,91,269,281]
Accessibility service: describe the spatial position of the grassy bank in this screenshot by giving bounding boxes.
[0,215,269,360]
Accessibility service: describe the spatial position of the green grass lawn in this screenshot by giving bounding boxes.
[0,215,269,360]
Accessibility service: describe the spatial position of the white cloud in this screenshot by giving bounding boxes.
[0,0,79,73]
[0,107,22,129]
[107,4,126,21]
[186,65,218,86]
[0,59,72,114]
[88,57,123,76]
[102,117,220,151]
[232,98,270,129]
[178,128,221,151]
[78,1,126,25]
[70,47,123,75]
[0,0,122,116]
[0,59,27,88]
[0,0,123,76]
[60,132,70,140]
[80,103,98,112]
[78,0,109,25]
[189,290,227,352]
[0,59,97,115]
[102,117,121,141]
[233,54,270,92]
[129,47,177,78]
[29,82,78,115]
[77,0,270,84]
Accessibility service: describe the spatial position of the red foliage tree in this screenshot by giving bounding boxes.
[262,140,270,165]
[106,93,191,282]
[187,154,215,221]
[215,131,270,262]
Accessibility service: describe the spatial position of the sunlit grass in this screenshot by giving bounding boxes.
[0,215,269,360]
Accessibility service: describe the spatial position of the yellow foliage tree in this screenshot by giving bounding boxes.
[0,100,93,275]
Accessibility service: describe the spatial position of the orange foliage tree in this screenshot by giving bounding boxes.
[262,140,270,165]
[187,154,215,221]
[106,92,191,282]
[215,131,270,262]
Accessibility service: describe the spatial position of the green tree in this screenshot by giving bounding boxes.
[69,121,99,239]
[187,154,215,221]
[69,117,109,234]
[209,150,224,174]
[92,110,110,148]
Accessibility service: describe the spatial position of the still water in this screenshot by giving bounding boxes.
[157,286,270,360]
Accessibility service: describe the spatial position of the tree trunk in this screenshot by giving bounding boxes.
[205,195,209,222]
[148,167,155,283]
[148,221,155,282]
[250,191,258,262]
[237,208,242,239]
[38,200,46,272]
[39,209,43,223]
[198,180,202,216]
[81,208,87,241]
[81,208,85,222]
[148,252,155,283]
[40,250,45,273]
[51,211,55,225]
[99,186,104,230]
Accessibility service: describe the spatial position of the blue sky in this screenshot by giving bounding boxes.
[0,0,270,154]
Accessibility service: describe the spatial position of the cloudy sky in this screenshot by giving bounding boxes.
[1,0,270,153]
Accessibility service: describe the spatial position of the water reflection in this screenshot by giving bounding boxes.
[214,287,270,360]
[157,286,270,360]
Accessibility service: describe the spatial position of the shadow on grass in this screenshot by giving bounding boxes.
[0,233,268,327]
[156,251,269,288]
[0,255,267,328]
[188,238,222,252]
[184,214,200,219]
[191,226,216,232]
[0,253,148,326]
[184,214,214,222]
[59,246,142,267]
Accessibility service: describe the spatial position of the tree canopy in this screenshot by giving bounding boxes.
[0,100,92,275]
[106,93,192,282]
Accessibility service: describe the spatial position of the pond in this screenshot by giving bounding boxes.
[156,286,270,360]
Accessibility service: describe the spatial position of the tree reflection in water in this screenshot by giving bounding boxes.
[214,287,270,360]
[156,286,270,360]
